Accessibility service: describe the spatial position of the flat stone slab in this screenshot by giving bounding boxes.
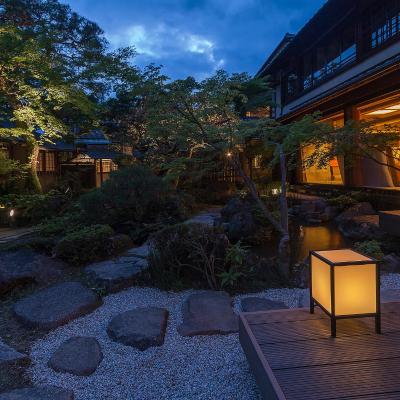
[178,291,238,337]
[49,337,102,376]
[0,249,64,294]
[85,259,144,292]
[0,386,74,400]
[241,297,288,312]
[107,307,168,351]
[126,243,150,259]
[14,282,101,330]
[0,339,28,365]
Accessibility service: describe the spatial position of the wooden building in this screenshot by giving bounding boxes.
[1,129,125,192]
[257,0,400,189]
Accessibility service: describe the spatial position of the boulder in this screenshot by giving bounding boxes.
[0,249,64,294]
[107,307,169,350]
[49,337,102,376]
[382,254,400,273]
[221,197,251,221]
[335,202,376,223]
[241,297,288,312]
[338,215,384,240]
[0,386,74,400]
[178,291,238,336]
[227,211,257,242]
[0,339,28,366]
[125,243,151,259]
[85,258,145,292]
[14,282,101,330]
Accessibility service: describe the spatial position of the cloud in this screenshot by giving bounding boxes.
[65,0,327,79]
[107,23,225,77]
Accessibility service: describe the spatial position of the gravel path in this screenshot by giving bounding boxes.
[28,275,400,400]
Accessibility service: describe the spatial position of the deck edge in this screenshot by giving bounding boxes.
[239,313,287,400]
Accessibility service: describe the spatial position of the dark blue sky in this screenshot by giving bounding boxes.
[64,0,326,80]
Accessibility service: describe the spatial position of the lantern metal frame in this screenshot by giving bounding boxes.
[309,249,381,338]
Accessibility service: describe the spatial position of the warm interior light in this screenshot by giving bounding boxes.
[226,152,232,158]
[366,109,397,115]
[388,103,400,110]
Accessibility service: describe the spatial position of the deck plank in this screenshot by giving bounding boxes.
[239,302,400,400]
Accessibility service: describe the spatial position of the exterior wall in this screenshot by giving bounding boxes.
[277,41,400,119]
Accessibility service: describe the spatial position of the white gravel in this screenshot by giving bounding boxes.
[28,276,400,400]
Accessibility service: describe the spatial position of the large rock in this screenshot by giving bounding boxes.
[241,297,288,313]
[85,259,145,293]
[221,197,251,221]
[338,215,384,240]
[335,202,376,223]
[227,211,257,242]
[107,307,168,351]
[14,282,101,330]
[49,337,102,376]
[125,243,151,259]
[0,249,64,294]
[178,291,238,337]
[0,386,74,400]
[0,339,28,366]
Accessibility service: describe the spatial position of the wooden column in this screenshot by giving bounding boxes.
[343,105,363,187]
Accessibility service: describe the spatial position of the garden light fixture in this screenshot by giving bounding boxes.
[310,249,380,337]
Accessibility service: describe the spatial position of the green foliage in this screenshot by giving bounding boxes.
[218,241,247,288]
[79,165,189,226]
[54,224,114,265]
[38,212,83,237]
[327,194,358,210]
[0,190,72,225]
[354,240,384,260]
[0,152,28,194]
[148,223,249,290]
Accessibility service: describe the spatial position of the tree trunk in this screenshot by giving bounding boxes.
[278,233,290,278]
[28,139,42,193]
[230,153,290,278]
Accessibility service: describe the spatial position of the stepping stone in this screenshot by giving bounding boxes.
[0,386,74,400]
[0,339,28,365]
[85,259,144,292]
[14,282,101,330]
[126,243,150,259]
[48,337,102,376]
[241,297,288,312]
[107,307,168,351]
[177,291,238,337]
[0,249,64,294]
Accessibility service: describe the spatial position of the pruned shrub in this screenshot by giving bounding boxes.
[79,166,190,227]
[354,240,384,260]
[0,190,72,225]
[148,223,249,290]
[54,224,114,265]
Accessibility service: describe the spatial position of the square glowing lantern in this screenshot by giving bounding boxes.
[309,249,380,337]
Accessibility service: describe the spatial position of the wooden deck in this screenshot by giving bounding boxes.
[240,302,400,400]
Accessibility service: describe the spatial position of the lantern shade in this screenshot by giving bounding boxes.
[310,249,380,337]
